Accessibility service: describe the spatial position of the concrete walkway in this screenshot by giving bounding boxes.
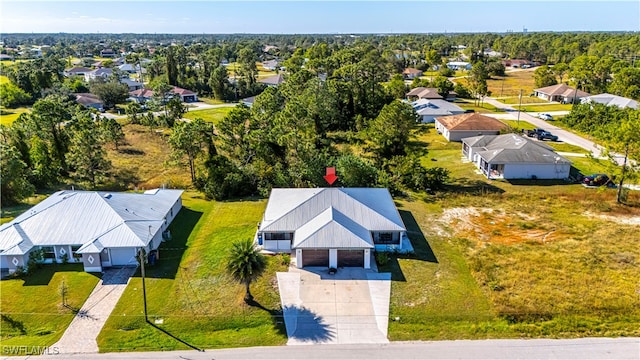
[277,266,391,345]
[53,267,137,354]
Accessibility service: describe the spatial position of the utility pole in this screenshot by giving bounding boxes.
[517,89,523,128]
[138,249,148,322]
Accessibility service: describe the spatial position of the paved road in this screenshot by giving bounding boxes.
[16,337,640,359]
[482,97,628,165]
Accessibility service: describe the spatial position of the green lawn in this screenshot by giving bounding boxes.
[182,107,234,125]
[1,107,30,126]
[545,142,589,154]
[0,265,101,347]
[0,75,10,84]
[516,104,574,112]
[500,120,537,131]
[498,96,548,105]
[565,156,612,176]
[196,97,227,105]
[455,100,502,114]
[97,192,288,352]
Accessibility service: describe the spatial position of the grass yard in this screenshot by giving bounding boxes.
[384,183,640,340]
[500,120,537,131]
[384,123,640,339]
[487,70,536,98]
[565,156,612,176]
[545,142,590,154]
[0,107,30,126]
[97,192,289,352]
[0,75,10,84]
[106,124,192,190]
[183,107,234,125]
[412,124,483,180]
[195,97,227,105]
[498,96,548,105]
[0,265,101,347]
[454,100,502,114]
[516,104,574,112]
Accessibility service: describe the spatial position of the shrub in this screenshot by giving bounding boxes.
[280,253,291,266]
[375,252,389,266]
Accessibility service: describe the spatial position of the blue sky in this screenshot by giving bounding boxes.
[1,1,639,34]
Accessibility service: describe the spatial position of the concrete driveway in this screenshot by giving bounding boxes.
[277,266,391,345]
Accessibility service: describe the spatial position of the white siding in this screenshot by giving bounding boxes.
[503,163,571,179]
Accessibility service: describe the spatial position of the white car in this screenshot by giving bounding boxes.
[539,113,553,121]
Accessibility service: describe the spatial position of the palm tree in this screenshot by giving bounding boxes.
[226,238,267,302]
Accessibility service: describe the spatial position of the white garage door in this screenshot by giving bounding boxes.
[109,248,138,266]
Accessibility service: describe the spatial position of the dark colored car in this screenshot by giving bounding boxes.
[583,174,611,187]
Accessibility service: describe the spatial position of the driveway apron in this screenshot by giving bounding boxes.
[277,266,391,345]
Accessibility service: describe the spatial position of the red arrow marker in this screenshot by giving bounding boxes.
[323,167,338,185]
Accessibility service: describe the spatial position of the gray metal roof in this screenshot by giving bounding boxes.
[293,207,374,249]
[0,189,182,255]
[260,188,406,236]
[583,93,638,109]
[466,134,571,164]
[412,99,464,116]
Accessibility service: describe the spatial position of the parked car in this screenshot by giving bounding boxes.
[583,174,613,187]
[525,128,558,141]
[539,113,554,121]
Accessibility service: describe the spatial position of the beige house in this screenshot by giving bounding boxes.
[435,113,508,141]
[534,84,590,103]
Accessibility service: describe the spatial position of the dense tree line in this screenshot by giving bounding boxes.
[0,96,120,205]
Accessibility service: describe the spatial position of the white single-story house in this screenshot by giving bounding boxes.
[262,59,280,71]
[406,87,443,100]
[581,93,638,109]
[118,63,140,74]
[402,67,423,79]
[461,134,571,180]
[129,86,198,103]
[412,99,465,123]
[256,188,410,269]
[120,78,143,91]
[435,113,508,142]
[446,61,471,70]
[534,84,591,103]
[64,67,92,77]
[0,189,183,274]
[75,93,104,112]
[84,68,113,82]
[258,74,285,86]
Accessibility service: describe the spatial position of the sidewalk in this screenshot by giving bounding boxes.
[52,267,137,354]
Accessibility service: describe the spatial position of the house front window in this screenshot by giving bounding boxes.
[41,246,56,259]
[264,232,291,240]
[71,245,82,259]
[374,232,399,245]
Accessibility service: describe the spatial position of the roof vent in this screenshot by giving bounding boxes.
[104,193,112,199]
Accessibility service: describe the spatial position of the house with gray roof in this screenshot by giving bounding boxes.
[0,189,183,274]
[462,134,571,180]
[258,73,285,86]
[256,188,410,269]
[581,93,638,109]
[411,98,465,123]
